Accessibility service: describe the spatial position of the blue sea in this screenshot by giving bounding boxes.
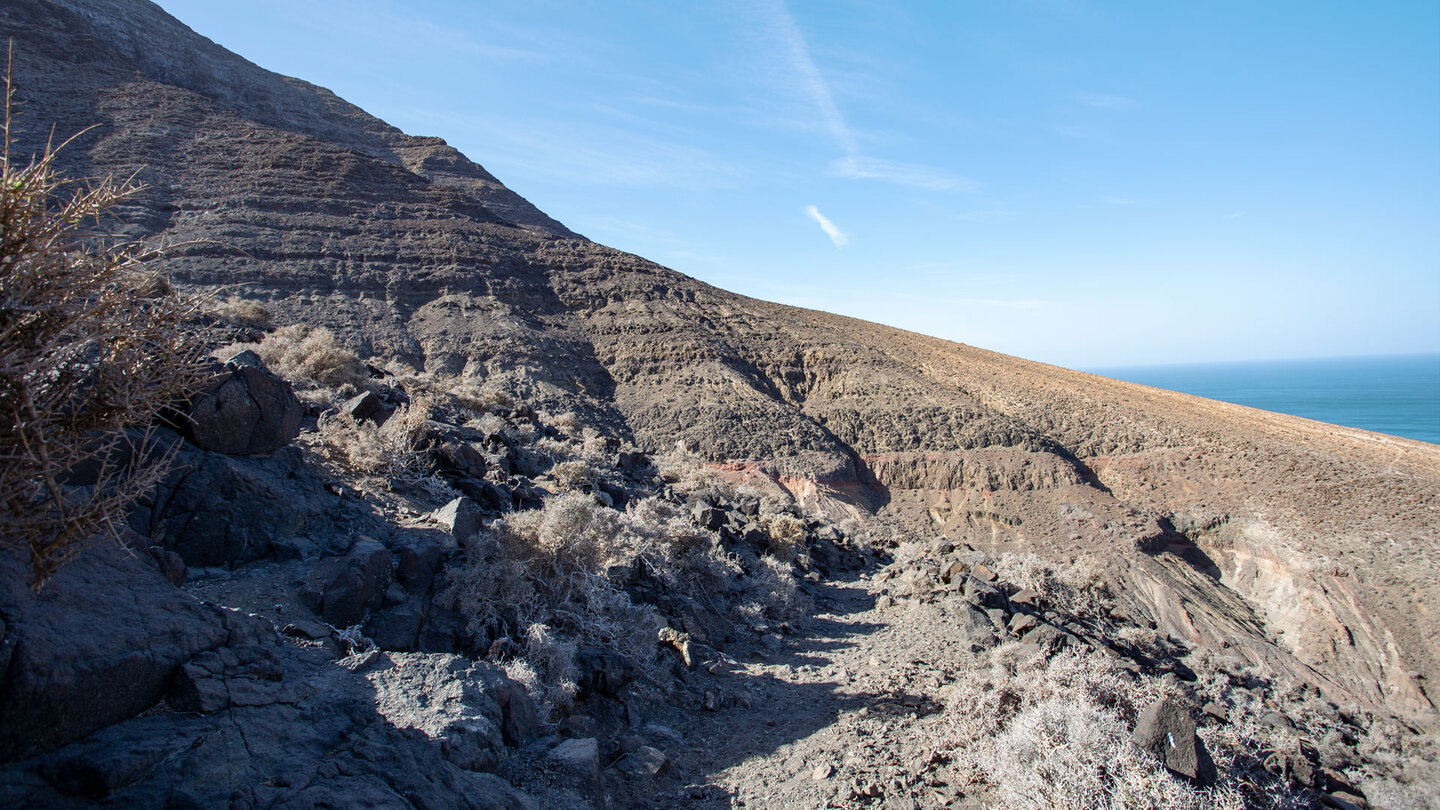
[1088,354,1440,445]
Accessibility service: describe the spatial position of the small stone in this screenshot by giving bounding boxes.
[615,745,669,778]
[341,390,385,423]
[431,497,483,547]
[1260,711,1295,730]
[703,689,720,711]
[1008,588,1039,609]
[549,737,600,782]
[659,627,694,668]
[812,763,835,780]
[1202,701,1229,723]
[1323,791,1368,810]
[281,620,332,641]
[1008,613,1039,637]
[970,564,998,583]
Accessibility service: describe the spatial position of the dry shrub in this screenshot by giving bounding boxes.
[549,411,582,437]
[246,324,367,390]
[318,395,441,491]
[208,295,273,329]
[655,446,728,494]
[759,512,807,561]
[983,551,1109,619]
[508,623,580,720]
[0,95,202,584]
[548,459,597,493]
[447,492,757,709]
[941,644,1301,810]
[736,555,805,625]
[468,412,507,438]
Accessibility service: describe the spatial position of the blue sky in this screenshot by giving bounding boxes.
[154,0,1439,369]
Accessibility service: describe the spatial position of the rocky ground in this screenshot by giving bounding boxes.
[0,343,1434,808]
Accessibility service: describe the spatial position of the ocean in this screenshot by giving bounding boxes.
[1088,353,1440,445]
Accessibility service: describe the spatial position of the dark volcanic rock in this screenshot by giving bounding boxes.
[142,443,335,567]
[575,646,635,698]
[0,642,534,808]
[320,538,394,628]
[0,540,226,762]
[1131,697,1218,786]
[341,389,387,423]
[183,359,302,455]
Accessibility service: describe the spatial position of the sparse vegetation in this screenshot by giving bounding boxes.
[316,395,439,487]
[232,324,368,391]
[944,644,1266,809]
[207,295,273,329]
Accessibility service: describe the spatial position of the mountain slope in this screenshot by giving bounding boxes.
[5,0,1437,719]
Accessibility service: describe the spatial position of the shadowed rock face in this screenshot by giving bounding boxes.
[6,0,1438,718]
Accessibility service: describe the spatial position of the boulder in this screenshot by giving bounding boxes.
[362,653,535,772]
[1008,588,1040,609]
[963,576,1006,609]
[454,478,513,514]
[1131,697,1218,786]
[394,535,444,593]
[0,540,226,762]
[1008,613,1039,637]
[183,359,302,455]
[433,497,485,548]
[692,502,726,531]
[432,440,487,477]
[340,390,386,423]
[142,443,332,567]
[368,601,426,652]
[1021,623,1068,651]
[320,539,394,628]
[549,737,600,785]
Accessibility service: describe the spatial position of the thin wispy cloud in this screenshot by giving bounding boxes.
[805,205,848,247]
[1076,92,1137,110]
[761,0,858,155]
[831,155,978,192]
[755,0,970,192]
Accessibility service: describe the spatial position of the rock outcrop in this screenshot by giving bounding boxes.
[182,355,302,455]
[0,539,226,762]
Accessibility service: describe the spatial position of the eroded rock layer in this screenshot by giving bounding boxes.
[6,0,1437,719]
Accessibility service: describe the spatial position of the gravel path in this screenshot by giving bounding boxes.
[624,574,993,809]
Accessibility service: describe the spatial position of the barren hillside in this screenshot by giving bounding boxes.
[6,0,1435,718]
[1,1,1437,807]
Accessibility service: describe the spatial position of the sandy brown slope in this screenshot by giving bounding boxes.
[7,0,1436,719]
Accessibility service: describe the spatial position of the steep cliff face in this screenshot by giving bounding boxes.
[6,0,1437,718]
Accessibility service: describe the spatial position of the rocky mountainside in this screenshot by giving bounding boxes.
[2,1,1438,806]
[6,0,1437,720]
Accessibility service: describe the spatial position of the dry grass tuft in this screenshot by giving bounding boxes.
[208,295,273,329]
[317,395,448,497]
[241,324,368,390]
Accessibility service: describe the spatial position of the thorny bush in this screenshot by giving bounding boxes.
[0,83,202,585]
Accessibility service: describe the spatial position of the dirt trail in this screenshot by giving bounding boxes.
[634,575,989,809]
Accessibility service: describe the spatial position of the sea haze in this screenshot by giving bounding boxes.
[1089,354,1440,445]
